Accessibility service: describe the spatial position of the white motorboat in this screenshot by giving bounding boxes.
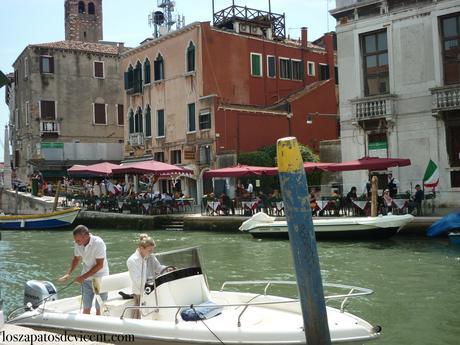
[240,212,414,240]
[8,247,380,344]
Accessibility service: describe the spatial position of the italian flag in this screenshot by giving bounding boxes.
[423,159,439,188]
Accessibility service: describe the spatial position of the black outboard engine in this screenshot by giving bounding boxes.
[24,280,57,309]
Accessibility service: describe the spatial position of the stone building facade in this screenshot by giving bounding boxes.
[6,0,124,181]
[331,0,460,206]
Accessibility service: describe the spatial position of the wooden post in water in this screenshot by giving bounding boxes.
[277,137,331,345]
[371,175,378,217]
[53,182,61,212]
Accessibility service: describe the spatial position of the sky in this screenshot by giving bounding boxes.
[0,0,337,151]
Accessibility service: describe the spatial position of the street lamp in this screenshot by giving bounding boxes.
[306,112,340,125]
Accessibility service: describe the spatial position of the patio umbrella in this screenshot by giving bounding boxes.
[303,162,335,172]
[203,164,279,178]
[323,156,411,172]
[112,160,193,175]
[68,162,120,176]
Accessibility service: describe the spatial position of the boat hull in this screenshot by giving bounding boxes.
[241,214,414,240]
[0,208,80,230]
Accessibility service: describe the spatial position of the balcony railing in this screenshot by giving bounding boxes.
[40,120,60,134]
[431,84,460,112]
[351,94,396,121]
[129,132,144,147]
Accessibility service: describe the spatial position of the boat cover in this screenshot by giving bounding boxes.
[180,301,223,321]
[426,212,460,237]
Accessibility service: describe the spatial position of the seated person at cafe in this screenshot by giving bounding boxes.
[309,188,318,216]
[330,189,341,216]
[382,189,393,214]
[256,191,269,213]
[409,184,424,216]
[219,192,234,215]
[345,186,358,215]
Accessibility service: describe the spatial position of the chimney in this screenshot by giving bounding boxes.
[117,42,125,54]
[301,27,308,48]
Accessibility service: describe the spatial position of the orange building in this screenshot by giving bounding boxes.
[121,5,338,198]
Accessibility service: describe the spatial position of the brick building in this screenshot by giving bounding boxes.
[121,5,339,200]
[5,0,125,181]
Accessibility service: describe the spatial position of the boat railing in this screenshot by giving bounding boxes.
[119,281,373,326]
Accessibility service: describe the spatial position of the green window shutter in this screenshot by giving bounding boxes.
[268,56,275,77]
[128,112,134,134]
[145,108,152,137]
[188,103,196,131]
[124,71,129,89]
[251,54,261,76]
[157,110,165,137]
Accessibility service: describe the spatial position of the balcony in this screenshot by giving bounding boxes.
[352,94,396,119]
[40,120,60,135]
[129,132,144,147]
[431,84,460,113]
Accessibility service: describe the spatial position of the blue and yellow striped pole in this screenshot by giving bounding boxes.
[277,137,331,345]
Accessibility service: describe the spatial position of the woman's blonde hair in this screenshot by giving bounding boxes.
[138,233,156,248]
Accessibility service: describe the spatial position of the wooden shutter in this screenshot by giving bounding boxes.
[94,61,104,78]
[94,103,106,124]
[117,104,124,125]
[40,100,56,120]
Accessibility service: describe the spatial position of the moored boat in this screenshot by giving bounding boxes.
[8,247,381,344]
[239,212,414,240]
[0,207,80,230]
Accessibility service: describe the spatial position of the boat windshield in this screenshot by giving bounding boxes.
[149,247,203,274]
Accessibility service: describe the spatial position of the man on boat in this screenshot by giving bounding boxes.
[59,225,109,315]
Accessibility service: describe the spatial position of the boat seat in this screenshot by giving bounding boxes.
[103,294,135,317]
[100,272,130,293]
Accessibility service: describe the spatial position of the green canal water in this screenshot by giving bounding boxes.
[0,229,459,344]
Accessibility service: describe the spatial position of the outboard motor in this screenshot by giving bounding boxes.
[0,289,4,327]
[24,280,57,309]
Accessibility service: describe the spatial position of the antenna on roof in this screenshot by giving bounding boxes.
[148,0,185,38]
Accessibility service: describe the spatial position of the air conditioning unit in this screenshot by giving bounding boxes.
[239,23,249,33]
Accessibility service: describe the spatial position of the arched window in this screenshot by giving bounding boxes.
[144,58,151,84]
[154,53,164,81]
[134,107,143,133]
[78,1,85,14]
[124,64,134,90]
[145,106,152,137]
[128,109,134,134]
[186,42,195,72]
[133,61,143,93]
[88,2,95,14]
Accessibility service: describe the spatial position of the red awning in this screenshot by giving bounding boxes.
[68,162,120,176]
[112,160,193,175]
[322,156,411,172]
[303,162,334,172]
[204,164,279,178]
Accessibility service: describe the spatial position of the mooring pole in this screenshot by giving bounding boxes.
[277,137,331,345]
[53,182,61,212]
[371,175,378,217]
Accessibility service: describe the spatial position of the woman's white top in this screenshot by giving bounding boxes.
[126,249,165,295]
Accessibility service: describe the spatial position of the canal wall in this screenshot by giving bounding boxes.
[0,190,55,214]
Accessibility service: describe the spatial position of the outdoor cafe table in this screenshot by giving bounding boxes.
[207,201,221,215]
[392,198,409,213]
[275,201,284,216]
[241,201,258,215]
[352,200,370,216]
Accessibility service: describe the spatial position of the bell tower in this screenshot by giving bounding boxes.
[65,0,103,42]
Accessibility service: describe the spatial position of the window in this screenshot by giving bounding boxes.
[186,42,195,72]
[117,104,124,125]
[445,112,460,167]
[171,150,182,164]
[88,2,95,15]
[128,109,134,134]
[134,107,143,133]
[24,57,28,78]
[40,100,56,120]
[267,55,276,78]
[157,109,165,137]
[319,64,330,81]
[133,61,142,93]
[250,53,262,77]
[362,30,389,96]
[307,61,315,76]
[154,151,164,162]
[200,145,211,165]
[124,65,134,90]
[441,13,460,85]
[280,58,291,79]
[145,106,152,137]
[25,101,30,126]
[94,61,104,78]
[199,110,211,130]
[154,54,164,81]
[292,59,303,81]
[144,58,151,84]
[94,103,107,125]
[335,66,339,85]
[78,1,85,13]
[40,56,54,74]
[187,103,196,132]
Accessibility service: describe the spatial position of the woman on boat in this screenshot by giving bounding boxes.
[127,234,168,319]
